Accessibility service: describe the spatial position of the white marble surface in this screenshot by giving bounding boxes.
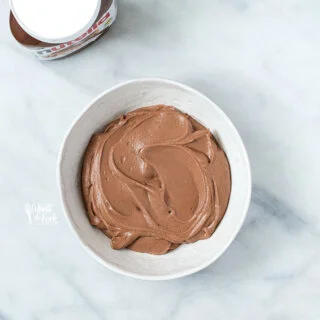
[1,0,320,319]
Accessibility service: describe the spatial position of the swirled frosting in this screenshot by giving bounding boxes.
[82,105,231,255]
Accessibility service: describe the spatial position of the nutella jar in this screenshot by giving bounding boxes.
[9,0,118,60]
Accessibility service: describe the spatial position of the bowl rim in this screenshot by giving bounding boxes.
[57,77,252,281]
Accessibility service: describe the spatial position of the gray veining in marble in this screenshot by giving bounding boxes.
[0,0,319,319]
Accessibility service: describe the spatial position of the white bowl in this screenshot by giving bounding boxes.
[57,78,251,280]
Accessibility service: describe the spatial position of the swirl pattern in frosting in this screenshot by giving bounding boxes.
[82,105,231,255]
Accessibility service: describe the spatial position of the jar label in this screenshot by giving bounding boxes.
[33,0,117,60]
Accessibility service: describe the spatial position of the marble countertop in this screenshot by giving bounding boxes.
[1,0,320,319]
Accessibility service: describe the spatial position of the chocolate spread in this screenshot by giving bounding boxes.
[82,105,231,255]
[9,0,117,60]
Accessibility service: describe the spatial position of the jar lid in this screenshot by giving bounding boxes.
[10,0,101,44]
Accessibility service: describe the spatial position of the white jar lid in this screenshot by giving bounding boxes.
[10,0,101,43]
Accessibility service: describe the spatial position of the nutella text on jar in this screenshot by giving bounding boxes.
[9,0,118,60]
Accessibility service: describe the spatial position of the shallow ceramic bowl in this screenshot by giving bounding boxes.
[57,78,251,280]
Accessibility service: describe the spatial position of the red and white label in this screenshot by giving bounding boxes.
[33,0,117,60]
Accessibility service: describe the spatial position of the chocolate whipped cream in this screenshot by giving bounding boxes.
[82,105,231,255]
